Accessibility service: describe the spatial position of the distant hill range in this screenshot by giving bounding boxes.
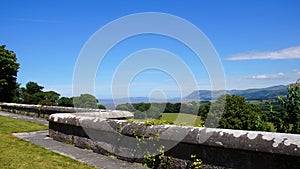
[185,85,288,101]
[100,85,289,109]
[99,97,179,110]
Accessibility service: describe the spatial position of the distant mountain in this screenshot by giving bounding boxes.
[99,85,288,109]
[185,85,288,101]
[99,97,180,110]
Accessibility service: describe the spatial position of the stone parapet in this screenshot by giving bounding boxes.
[48,113,300,169]
[0,103,133,119]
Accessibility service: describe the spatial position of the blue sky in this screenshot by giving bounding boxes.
[1,0,300,98]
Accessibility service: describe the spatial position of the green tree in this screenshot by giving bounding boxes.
[198,101,211,121]
[38,91,60,105]
[58,97,74,107]
[180,103,198,115]
[146,106,161,119]
[20,81,44,104]
[19,81,60,106]
[134,111,147,119]
[133,103,151,112]
[269,104,289,133]
[0,45,20,102]
[98,104,106,109]
[24,81,44,94]
[163,103,180,113]
[20,91,39,104]
[278,80,300,134]
[73,93,99,109]
[206,95,269,131]
[116,103,135,112]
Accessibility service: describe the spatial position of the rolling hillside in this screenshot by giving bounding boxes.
[185,85,288,101]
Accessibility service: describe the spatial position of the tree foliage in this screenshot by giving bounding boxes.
[164,103,181,113]
[98,104,106,109]
[0,45,20,102]
[116,102,208,120]
[58,97,74,107]
[278,80,300,134]
[116,102,161,119]
[206,95,269,131]
[116,103,135,112]
[20,81,60,105]
[24,81,44,94]
[18,84,104,109]
[73,93,99,109]
[20,82,44,104]
[198,101,211,120]
[38,91,60,106]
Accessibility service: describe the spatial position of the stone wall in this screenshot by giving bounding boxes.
[0,103,133,119]
[2,103,300,168]
[48,113,300,169]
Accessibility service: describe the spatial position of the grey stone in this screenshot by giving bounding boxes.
[0,103,134,119]
[48,113,300,168]
[13,130,148,169]
[4,103,300,168]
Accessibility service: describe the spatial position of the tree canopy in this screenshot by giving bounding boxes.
[116,101,210,120]
[20,81,60,105]
[58,97,74,107]
[278,80,300,134]
[0,45,20,102]
[73,93,99,109]
[208,95,270,131]
[38,91,60,106]
[24,81,44,94]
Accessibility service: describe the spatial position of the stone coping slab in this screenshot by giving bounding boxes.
[0,103,134,119]
[49,113,300,157]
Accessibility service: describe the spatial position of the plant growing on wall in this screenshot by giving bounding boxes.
[191,154,202,169]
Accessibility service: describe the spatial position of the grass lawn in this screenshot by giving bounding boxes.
[161,113,203,127]
[0,115,96,169]
[127,113,203,127]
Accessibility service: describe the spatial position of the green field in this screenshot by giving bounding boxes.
[161,113,203,127]
[0,116,96,169]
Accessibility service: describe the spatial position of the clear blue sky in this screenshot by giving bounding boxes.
[1,0,300,98]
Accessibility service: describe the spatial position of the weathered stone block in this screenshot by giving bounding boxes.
[48,112,300,169]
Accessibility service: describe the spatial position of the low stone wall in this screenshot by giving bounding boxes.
[49,113,300,169]
[0,103,133,119]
